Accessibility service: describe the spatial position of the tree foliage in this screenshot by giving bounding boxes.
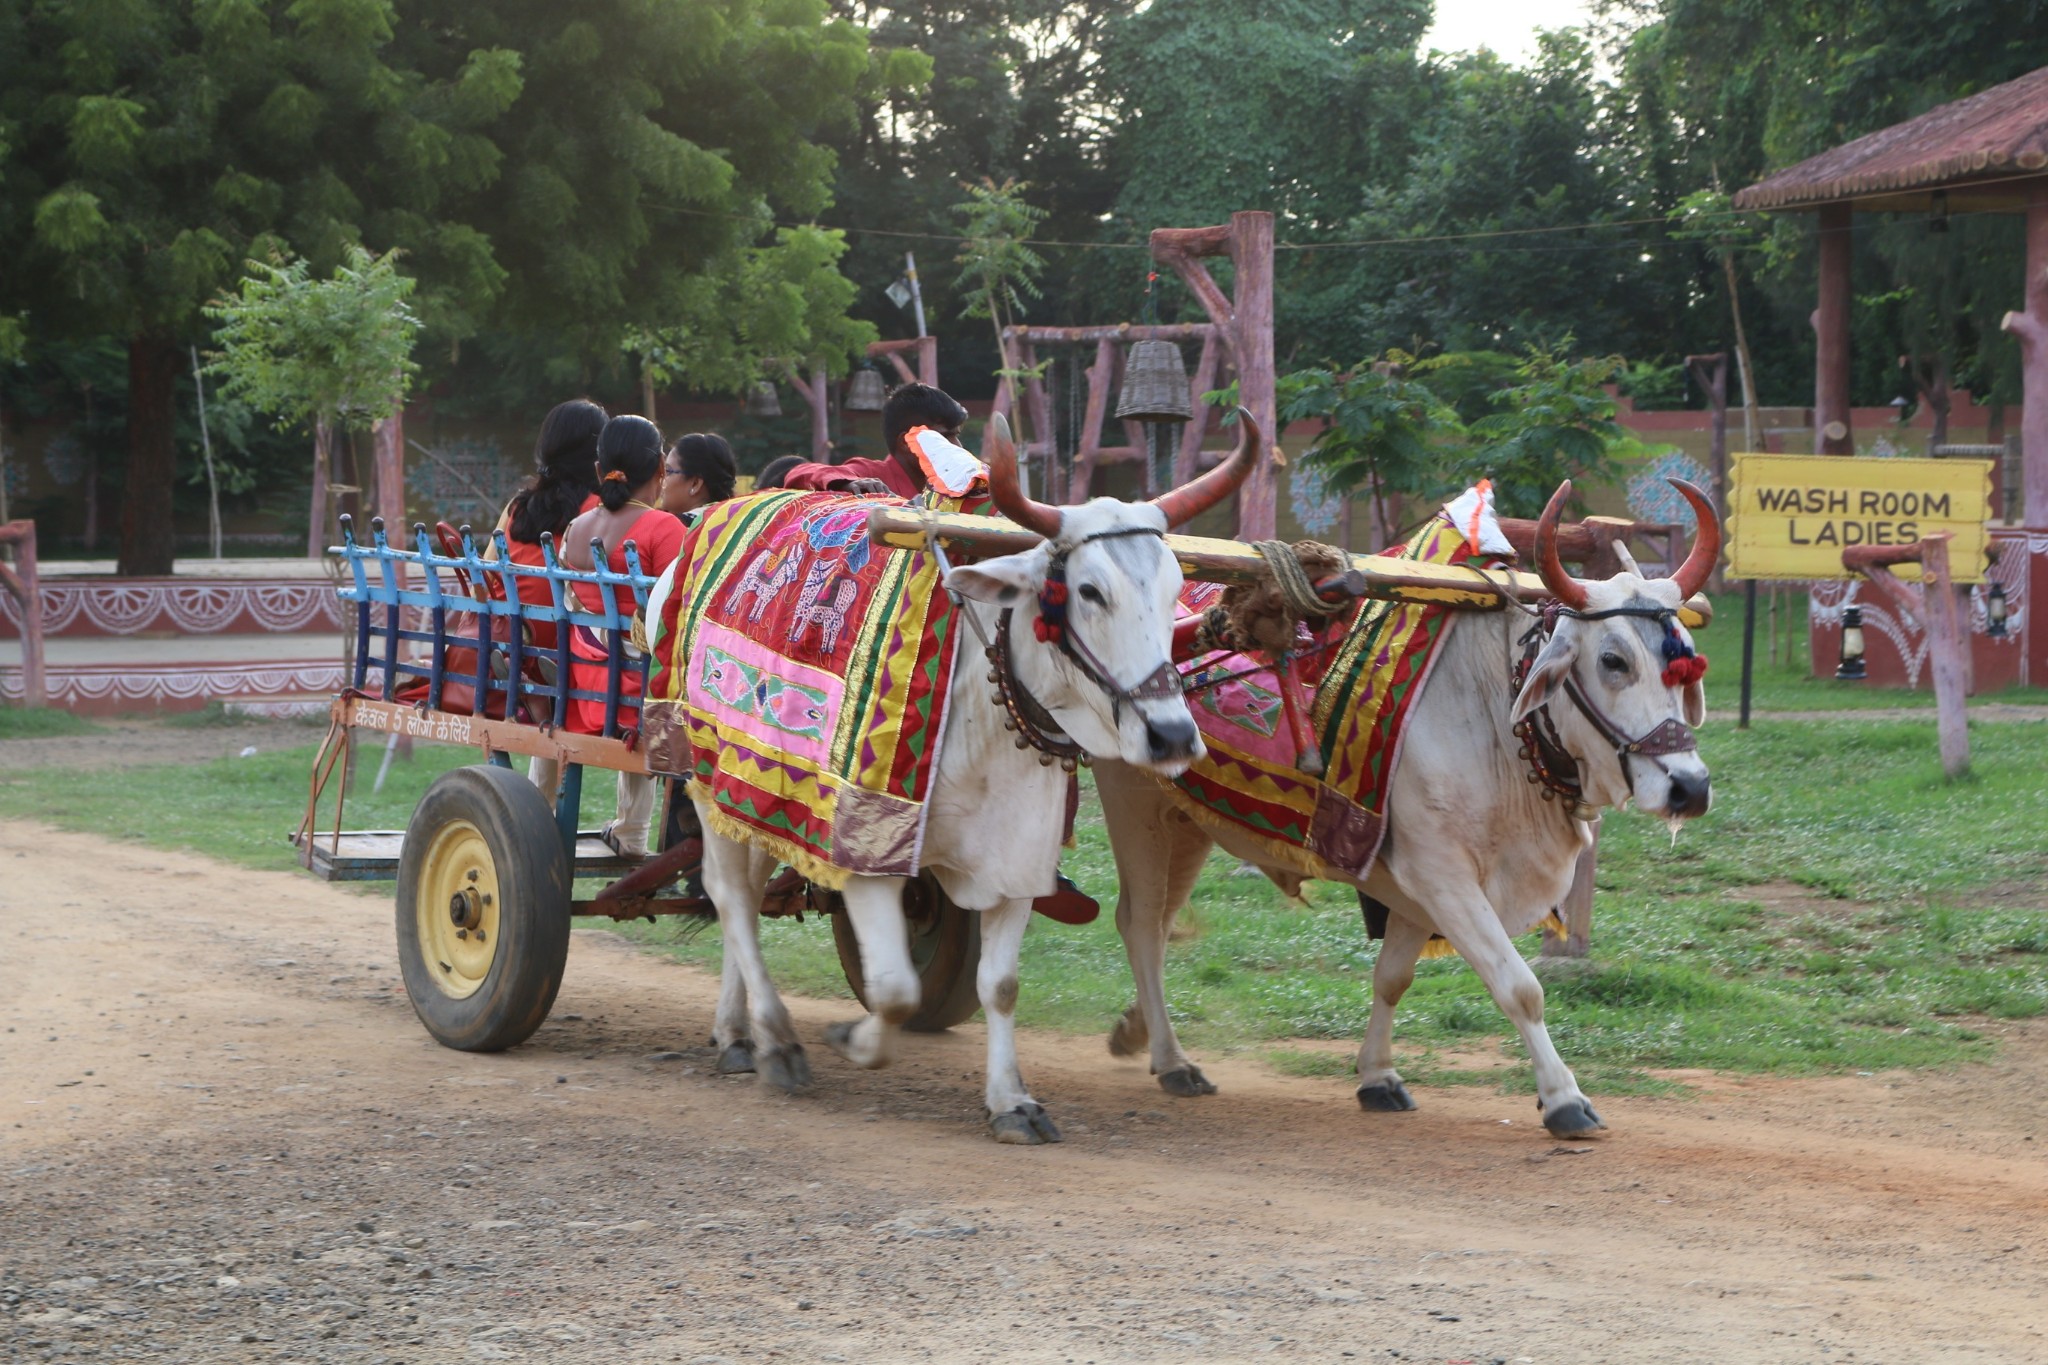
[206,247,421,434]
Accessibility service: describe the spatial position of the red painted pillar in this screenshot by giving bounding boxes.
[1230,210,1277,540]
[1814,203,1855,455]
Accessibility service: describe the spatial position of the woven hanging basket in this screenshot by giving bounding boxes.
[1115,339,1193,422]
[845,367,887,412]
[744,380,783,419]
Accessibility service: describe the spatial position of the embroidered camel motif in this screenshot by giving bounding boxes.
[788,558,860,655]
[724,547,802,622]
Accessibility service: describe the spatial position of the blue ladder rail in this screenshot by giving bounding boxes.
[331,513,659,743]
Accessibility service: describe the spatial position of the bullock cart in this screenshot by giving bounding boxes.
[293,515,983,1055]
[295,497,1708,1064]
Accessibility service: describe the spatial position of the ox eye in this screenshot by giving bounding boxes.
[1077,583,1106,606]
[1600,651,1628,673]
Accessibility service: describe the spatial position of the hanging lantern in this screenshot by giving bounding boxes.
[845,365,887,412]
[1986,580,2010,638]
[1115,339,1193,423]
[1836,605,1868,681]
[745,380,783,419]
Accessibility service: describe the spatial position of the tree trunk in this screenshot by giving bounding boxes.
[118,334,180,576]
[373,410,405,529]
[1721,256,1761,452]
[306,415,332,559]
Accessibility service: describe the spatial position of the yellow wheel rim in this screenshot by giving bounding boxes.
[415,818,503,1000]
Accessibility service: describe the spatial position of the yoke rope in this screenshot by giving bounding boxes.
[1250,539,1347,619]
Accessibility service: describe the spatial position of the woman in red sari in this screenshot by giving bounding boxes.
[496,398,607,653]
[559,416,687,856]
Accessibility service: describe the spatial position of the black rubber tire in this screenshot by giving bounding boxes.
[830,873,984,1032]
[396,764,572,1052]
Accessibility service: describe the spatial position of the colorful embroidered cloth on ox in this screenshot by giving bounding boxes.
[1168,513,1487,880]
[639,488,975,888]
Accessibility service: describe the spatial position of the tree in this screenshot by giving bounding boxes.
[953,177,1048,398]
[1,0,889,573]
[205,247,420,556]
[1282,356,1463,544]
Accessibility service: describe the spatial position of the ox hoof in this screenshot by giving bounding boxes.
[1540,1096,1606,1138]
[1107,1007,1147,1058]
[755,1044,812,1092]
[715,1040,756,1075]
[1356,1079,1418,1112]
[1157,1065,1218,1097]
[989,1103,1064,1146]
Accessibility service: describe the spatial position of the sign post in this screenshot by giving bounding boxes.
[1725,452,1995,728]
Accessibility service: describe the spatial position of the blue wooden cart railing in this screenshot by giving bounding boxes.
[330,512,660,856]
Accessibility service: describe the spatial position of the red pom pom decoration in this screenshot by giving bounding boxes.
[1662,654,1708,688]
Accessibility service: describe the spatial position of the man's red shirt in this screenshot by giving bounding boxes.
[776,454,922,499]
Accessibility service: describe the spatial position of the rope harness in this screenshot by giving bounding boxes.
[933,524,1184,770]
[1510,600,1704,821]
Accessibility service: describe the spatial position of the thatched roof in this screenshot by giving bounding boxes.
[1735,65,2048,213]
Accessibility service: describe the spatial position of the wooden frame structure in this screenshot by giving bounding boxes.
[989,323,1225,504]
[1152,211,1278,538]
[783,337,939,463]
[1845,535,1972,778]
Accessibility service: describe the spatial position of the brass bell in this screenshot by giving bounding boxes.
[1038,753,1054,766]
[1014,735,1032,750]
[1114,340,1194,423]
[845,365,887,412]
[744,380,782,419]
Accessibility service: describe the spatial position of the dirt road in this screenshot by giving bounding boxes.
[4,821,2045,1365]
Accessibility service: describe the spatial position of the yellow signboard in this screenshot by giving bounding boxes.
[1725,454,1994,583]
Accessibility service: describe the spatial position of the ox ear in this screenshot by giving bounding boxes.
[1512,633,1577,724]
[1681,674,1706,728]
[944,544,1050,606]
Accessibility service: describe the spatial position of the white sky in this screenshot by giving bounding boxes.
[1423,0,1600,65]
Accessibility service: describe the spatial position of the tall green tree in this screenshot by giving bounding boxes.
[0,0,887,573]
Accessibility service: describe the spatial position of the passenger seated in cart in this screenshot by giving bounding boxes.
[492,397,607,651]
[774,382,975,499]
[658,432,738,523]
[560,414,690,858]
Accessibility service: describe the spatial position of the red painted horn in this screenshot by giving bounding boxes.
[1534,480,1591,612]
[1149,407,1261,530]
[1666,478,1722,600]
[983,411,1062,539]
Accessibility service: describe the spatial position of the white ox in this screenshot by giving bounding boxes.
[684,416,1260,1144]
[1094,480,1720,1138]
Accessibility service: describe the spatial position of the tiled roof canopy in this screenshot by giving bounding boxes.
[1735,65,2048,213]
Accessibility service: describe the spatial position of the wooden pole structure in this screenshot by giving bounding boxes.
[1151,212,1276,538]
[2000,181,2048,528]
[1685,351,1730,554]
[0,519,46,708]
[1814,203,1855,455]
[1844,535,1970,778]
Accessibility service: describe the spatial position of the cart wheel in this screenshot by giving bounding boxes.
[831,873,983,1032]
[396,764,572,1052]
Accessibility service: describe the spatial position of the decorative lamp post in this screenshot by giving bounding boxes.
[1836,605,1868,680]
[1986,580,2010,638]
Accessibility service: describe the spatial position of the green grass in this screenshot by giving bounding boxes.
[0,706,101,739]
[3,712,2045,1089]
[1700,591,2048,713]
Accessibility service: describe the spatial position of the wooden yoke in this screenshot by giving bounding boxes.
[0,520,44,708]
[1844,534,1971,779]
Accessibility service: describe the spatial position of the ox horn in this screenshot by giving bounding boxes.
[1666,478,1722,600]
[1149,407,1262,529]
[984,411,1062,539]
[1534,480,1591,612]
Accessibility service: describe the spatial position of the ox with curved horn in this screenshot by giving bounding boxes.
[986,407,1262,539]
[1092,475,1722,1137]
